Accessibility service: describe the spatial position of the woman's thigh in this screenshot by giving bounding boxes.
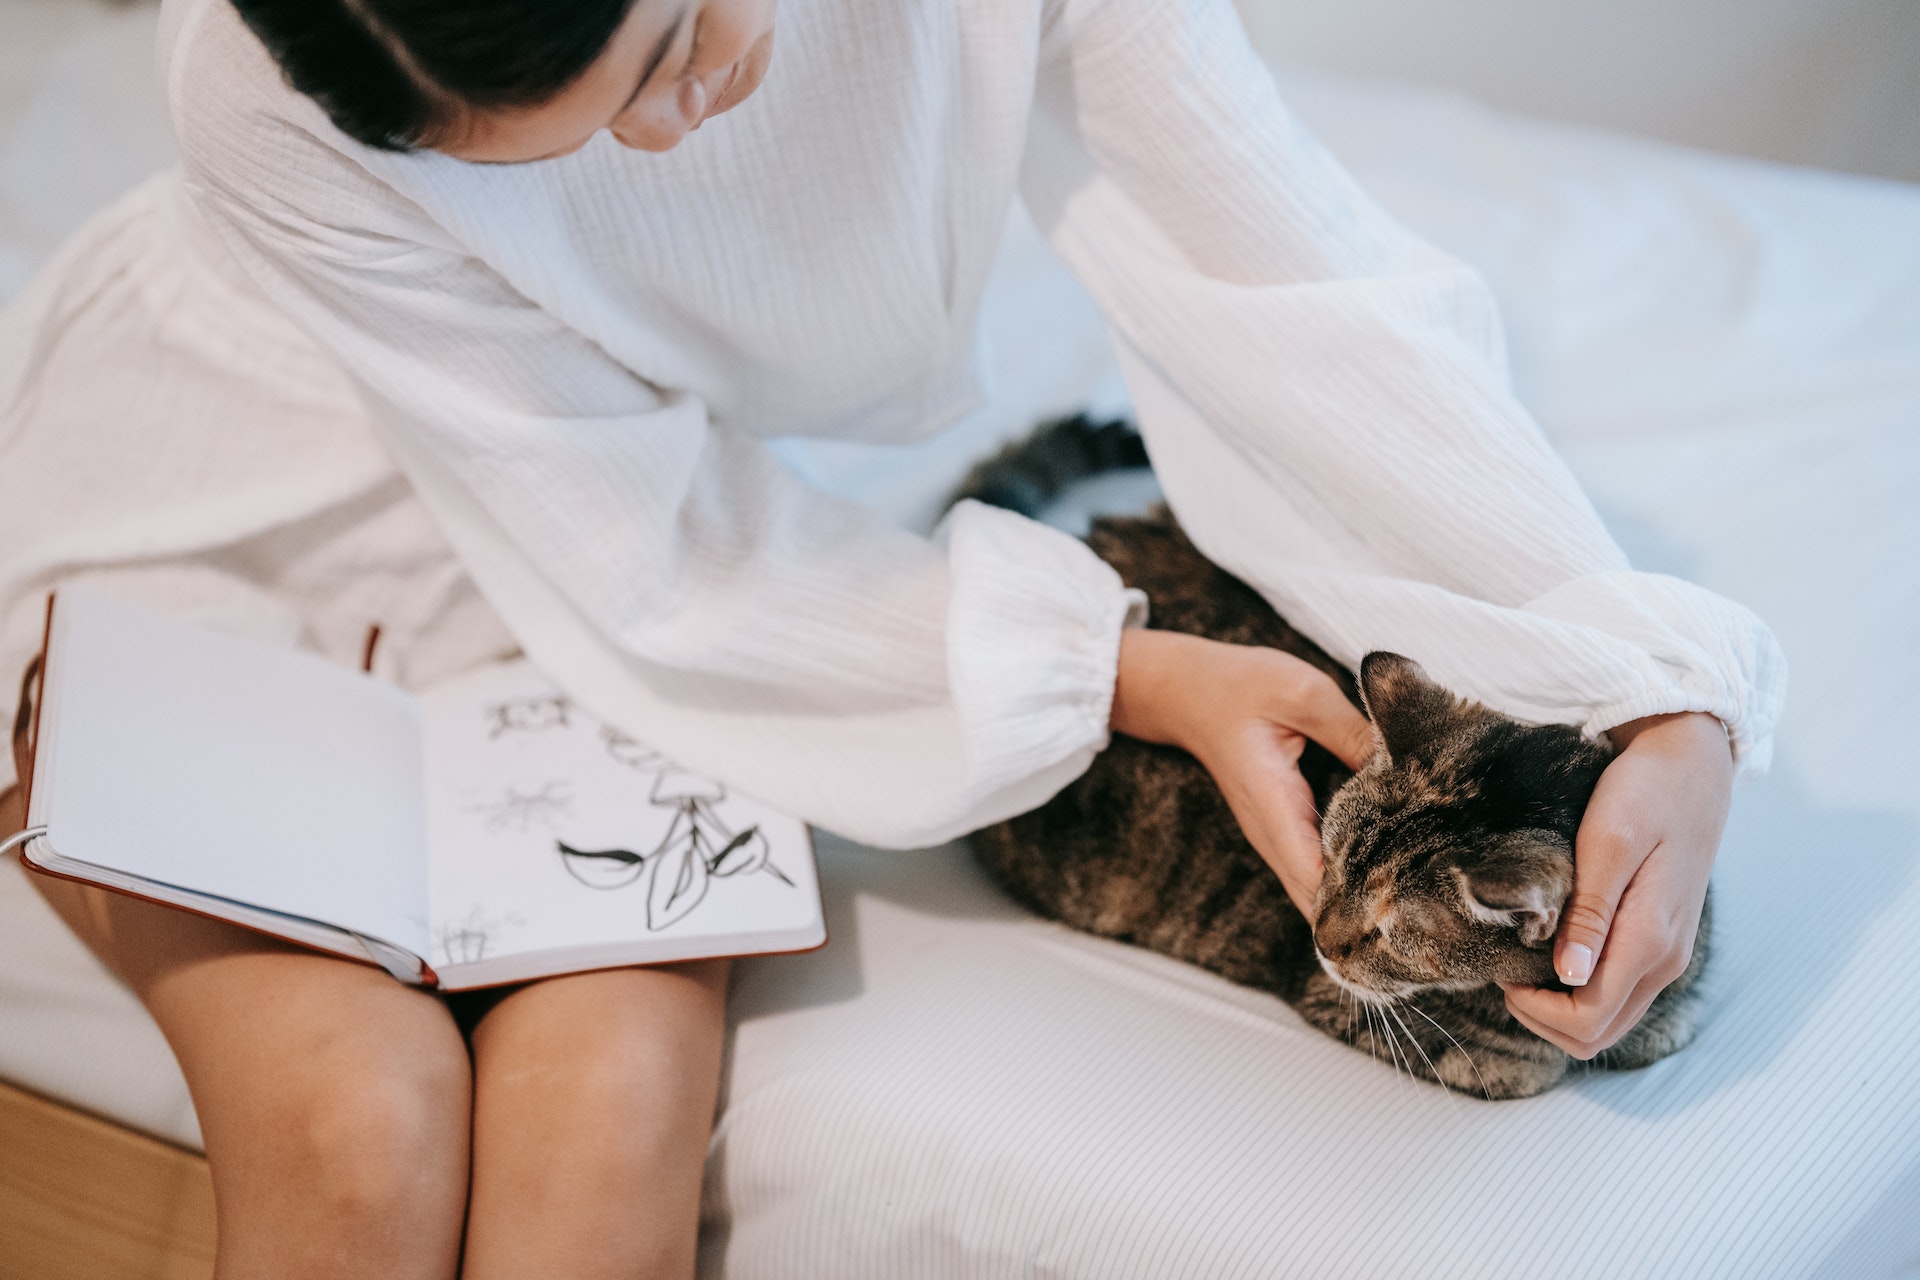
[460,961,731,1280]
[18,848,475,1280]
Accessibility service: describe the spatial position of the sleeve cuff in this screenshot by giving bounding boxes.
[1522,570,1789,778]
[937,499,1148,815]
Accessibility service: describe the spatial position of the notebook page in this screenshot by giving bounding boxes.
[420,661,819,971]
[36,587,430,958]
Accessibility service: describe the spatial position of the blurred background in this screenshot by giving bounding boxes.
[1239,0,1920,184]
[6,0,1919,287]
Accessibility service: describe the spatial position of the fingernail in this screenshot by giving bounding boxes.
[1559,943,1594,987]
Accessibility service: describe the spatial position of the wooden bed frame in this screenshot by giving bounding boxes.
[0,1077,214,1279]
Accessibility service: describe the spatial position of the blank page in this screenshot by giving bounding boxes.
[33,587,430,958]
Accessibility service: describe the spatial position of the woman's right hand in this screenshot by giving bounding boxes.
[1110,629,1377,919]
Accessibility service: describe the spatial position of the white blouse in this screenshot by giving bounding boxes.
[155,0,1785,847]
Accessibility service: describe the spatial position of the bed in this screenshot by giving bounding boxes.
[3,3,1918,1277]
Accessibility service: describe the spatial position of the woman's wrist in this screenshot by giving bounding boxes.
[1111,628,1208,751]
[1111,629,1374,774]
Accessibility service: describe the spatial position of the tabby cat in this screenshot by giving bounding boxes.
[962,416,1710,1098]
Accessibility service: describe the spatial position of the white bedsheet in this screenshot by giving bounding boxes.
[2,9,1916,1276]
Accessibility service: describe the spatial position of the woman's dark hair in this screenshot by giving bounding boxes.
[229,0,638,152]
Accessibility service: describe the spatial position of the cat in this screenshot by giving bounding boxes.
[959,415,1711,1098]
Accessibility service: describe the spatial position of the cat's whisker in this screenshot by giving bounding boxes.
[1406,1002,1494,1103]
[1375,1008,1400,1083]
[1388,1011,1419,1090]
[1374,1003,1413,1088]
[1382,1005,1413,1090]
[1388,1004,1460,1115]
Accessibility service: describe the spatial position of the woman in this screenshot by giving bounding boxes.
[0,0,1781,1273]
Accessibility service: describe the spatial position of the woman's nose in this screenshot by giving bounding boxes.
[674,76,708,130]
[610,63,734,153]
[609,82,702,153]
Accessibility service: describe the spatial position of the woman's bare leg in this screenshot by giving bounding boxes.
[21,863,472,1280]
[461,961,730,1280]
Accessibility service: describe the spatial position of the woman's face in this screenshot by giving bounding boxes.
[438,0,778,163]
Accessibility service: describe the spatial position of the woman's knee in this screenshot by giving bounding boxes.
[282,1039,471,1211]
[470,965,728,1167]
[462,967,725,1279]
[472,963,727,1102]
[150,958,475,1276]
[203,1016,472,1280]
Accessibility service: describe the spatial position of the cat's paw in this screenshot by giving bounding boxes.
[1597,987,1703,1072]
[1458,1049,1567,1099]
[1292,970,1365,1043]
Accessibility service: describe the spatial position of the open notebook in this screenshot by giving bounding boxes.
[11,587,823,990]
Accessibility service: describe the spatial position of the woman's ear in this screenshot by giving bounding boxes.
[1455,832,1573,948]
[1358,652,1456,765]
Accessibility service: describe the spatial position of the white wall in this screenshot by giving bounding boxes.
[1236,0,1920,183]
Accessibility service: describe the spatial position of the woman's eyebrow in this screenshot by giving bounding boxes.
[621,4,691,114]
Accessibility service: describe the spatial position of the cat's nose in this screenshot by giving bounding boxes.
[1317,933,1355,962]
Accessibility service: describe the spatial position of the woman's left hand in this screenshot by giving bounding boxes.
[1500,711,1733,1058]
[1110,629,1377,920]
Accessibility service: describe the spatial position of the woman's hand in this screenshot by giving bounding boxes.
[1111,629,1376,919]
[1500,711,1732,1057]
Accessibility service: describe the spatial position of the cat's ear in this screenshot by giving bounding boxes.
[1455,833,1573,948]
[1359,652,1459,764]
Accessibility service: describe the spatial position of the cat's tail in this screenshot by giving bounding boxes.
[950,413,1149,519]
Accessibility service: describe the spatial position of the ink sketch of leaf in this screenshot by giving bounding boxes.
[558,840,649,890]
[647,838,711,930]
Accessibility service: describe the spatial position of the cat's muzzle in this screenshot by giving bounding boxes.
[1314,949,1417,1005]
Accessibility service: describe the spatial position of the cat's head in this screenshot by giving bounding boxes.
[1313,653,1612,1001]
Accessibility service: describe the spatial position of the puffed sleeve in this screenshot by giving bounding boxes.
[1023,0,1785,771]
[171,77,1143,849]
